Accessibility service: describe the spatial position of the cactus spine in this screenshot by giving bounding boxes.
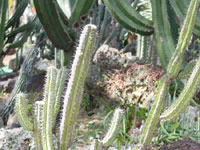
[59,24,97,150]
[140,0,200,146]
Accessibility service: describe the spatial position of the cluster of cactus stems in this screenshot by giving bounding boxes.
[140,0,200,147]
[104,0,200,70]
[15,24,124,150]
[12,0,200,149]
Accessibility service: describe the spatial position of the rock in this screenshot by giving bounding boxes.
[6,113,21,129]
[2,53,22,71]
[35,59,54,74]
[0,127,34,150]
[93,44,121,69]
[159,138,200,150]
[180,106,200,125]
[0,77,17,93]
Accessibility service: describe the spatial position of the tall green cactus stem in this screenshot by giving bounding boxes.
[16,93,33,131]
[140,76,170,145]
[42,67,57,150]
[101,108,124,147]
[151,0,175,70]
[136,34,151,63]
[53,67,67,122]
[0,0,7,55]
[34,101,44,150]
[167,0,199,79]
[160,57,200,121]
[140,0,199,145]
[169,0,200,36]
[59,24,97,150]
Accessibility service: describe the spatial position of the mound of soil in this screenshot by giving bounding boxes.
[159,139,200,150]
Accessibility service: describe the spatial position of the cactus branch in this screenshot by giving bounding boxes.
[167,0,200,78]
[16,93,33,131]
[59,24,97,150]
[42,67,57,150]
[101,108,124,147]
[140,76,170,145]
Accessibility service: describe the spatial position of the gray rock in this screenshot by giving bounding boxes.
[2,54,22,71]
[34,59,54,74]
[6,113,21,129]
[0,127,34,150]
[0,78,16,93]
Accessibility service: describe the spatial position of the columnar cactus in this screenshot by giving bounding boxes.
[15,66,67,150]
[15,24,97,150]
[140,0,200,146]
[104,0,200,70]
[59,24,97,150]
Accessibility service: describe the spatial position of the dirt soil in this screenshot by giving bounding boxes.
[159,138,200,150]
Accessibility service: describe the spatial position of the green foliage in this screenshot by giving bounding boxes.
[27,103,33,112]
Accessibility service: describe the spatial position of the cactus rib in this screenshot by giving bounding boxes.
[151,0,175,69]
[6,0,29,30]
[169,0,200,36]
[34,101,44,150]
